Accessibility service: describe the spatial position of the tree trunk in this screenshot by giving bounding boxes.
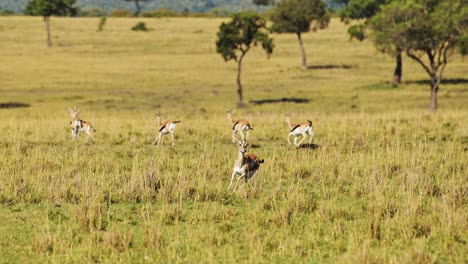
[393,50,402,85]
[236,53,245,107]
[430,78,439,111]
[44,16,52,47]
[135,0,141,16]
[297,33,308,69]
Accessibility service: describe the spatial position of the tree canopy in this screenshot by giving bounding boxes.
[216,12,273,62]
[216,12,274,106]
[25,0,77,47]
[270,0,330,68]
[370,0,468,110]
[25,0,77,17]
[339,0,388,41]
[253,0,273,7]
[270,0,329,35]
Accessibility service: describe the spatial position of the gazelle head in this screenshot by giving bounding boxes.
[237,139,248,154]
[69,108,80,119]
[226,109,236,120]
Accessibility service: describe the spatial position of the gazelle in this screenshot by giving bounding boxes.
[69,108,95,142]
[228,139,264,191]
[286,114,314,147]
[226,109,253,143]
[152,112,181,146]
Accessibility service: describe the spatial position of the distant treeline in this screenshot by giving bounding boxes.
[0,0,343,16]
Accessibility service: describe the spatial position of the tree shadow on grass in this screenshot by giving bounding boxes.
[250,97,310,105]
[404,78,468,85]
[0,102,30,109]
[297,143,320,150]
[306,64,355,70]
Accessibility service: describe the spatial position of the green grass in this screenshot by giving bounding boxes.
[0,16,467,263]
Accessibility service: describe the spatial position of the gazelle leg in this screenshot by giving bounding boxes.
[232,131,237,143]
[287,134,292,145]
[228,171,237,190]
[71,130,76,141]
[245,130,250,141]
[153,133,162,146]
[239,130,246,140]
[297,133,307,146]
[294,136,299,147]
[234,173,246,191]
[171,132,175,146]
[86,127,94,142]
[308,132,314,144]
[152,133,160,145]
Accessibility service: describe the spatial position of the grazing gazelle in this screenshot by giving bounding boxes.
[226,109,253,143]
[152,112,181,146]
[228,139,264,191]
[69,108,95,142]
[286,114,314,147]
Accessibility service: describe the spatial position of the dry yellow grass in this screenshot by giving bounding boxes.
[0,16,467,262]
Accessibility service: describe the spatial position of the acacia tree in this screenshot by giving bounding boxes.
[123,0,147,16]
[216,12,274,106]
[370,0,468,111]
[340,0,406,85]
[25,0,77,47]
[270,0,330,69]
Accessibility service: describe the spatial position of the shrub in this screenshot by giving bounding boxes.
[0,10,14,16]
[131,22,149,32]
[97,17,107,32]
[109,8,133,17]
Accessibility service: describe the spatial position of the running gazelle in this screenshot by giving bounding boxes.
[68,108,95,142]
[286,114,314,147]
[228,138,264,191]
[226,109,253,143]
[152,112,181,146]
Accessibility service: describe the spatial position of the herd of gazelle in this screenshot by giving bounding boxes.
[68,108,314,191]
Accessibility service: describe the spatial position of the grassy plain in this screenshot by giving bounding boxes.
[0,16,467,263]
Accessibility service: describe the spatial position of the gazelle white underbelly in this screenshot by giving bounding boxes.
[290,126,313,137]
[169,123,176,131]
[290,128,302,137]
[234,166,244,174]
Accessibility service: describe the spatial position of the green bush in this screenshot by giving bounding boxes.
[97,17,107,32]
[109,8,133,17]
[0,10,14,16]
[131,22,149,32]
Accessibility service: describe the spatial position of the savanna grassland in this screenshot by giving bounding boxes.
[0,16,467,263]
